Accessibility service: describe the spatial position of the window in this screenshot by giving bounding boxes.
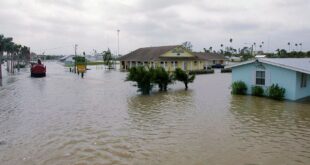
[256,71,265,85]
[301,73,307,88]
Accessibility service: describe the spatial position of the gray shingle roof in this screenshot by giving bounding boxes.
[194,52,227,60]
[119,45,228,62]
[118,45,180,61]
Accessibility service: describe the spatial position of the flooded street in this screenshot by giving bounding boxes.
[0,62,310,165]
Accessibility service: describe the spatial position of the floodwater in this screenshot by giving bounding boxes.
[0,62,310,165]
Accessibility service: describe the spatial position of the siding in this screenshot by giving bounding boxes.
[232,62,298,100]
[295,73,310,100]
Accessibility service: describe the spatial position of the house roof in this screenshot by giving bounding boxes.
[119,45,228,61]
[227,58,310,74]
[118,45,180,61]
[194,52,227,60]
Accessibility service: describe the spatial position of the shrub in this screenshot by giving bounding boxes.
[153,67,173,91]
[251,86,264,96]
[267,84,286,100]
[189,69,214,75]
[221,68,232,73]
[126,66,154,95]
[231,81,247,95]
[174,68,195,90]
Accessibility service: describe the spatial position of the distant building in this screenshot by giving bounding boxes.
[119,45,227,71]
[227,58,310,100]
[59,55,75,65]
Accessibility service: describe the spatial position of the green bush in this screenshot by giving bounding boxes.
[174,68,195,90]
[251,86,264,96]
[231,81,247,95]
[153,67,173,91]
[189,69,214,75]
[267,84,285,100]
[126,66,154,95]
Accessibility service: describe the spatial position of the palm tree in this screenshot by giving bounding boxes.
[3,38,14,73]
[0,35,4,79]
[209,46,213,52]
[103,49,113,69]
[287,42,291,52]
[299,43,302,51]
[295,43,298,51]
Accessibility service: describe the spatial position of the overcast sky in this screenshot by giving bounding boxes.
[0,0,309,55]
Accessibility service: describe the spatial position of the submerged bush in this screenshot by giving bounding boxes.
[153,67,173,91]
[251,86,264,96]
[231,81,247,95]
[174,68,195,90]
[267,84,286,100]
[126,66,154,95]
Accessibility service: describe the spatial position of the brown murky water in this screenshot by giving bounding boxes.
[0,62,310,165]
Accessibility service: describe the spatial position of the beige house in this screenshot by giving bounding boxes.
[119,45,227,71]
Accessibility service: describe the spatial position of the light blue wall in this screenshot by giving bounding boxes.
[232,61,302,100]
[295,73,310,100]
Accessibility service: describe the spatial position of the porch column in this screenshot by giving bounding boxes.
[129,61,132,68]
[190,61,193,71]
[173,61,176,70]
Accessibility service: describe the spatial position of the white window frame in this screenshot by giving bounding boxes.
[255,70,266,86]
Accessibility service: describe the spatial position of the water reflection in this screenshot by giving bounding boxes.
[229,95,310,164]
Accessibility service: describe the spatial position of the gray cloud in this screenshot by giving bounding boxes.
[0,0,309,55]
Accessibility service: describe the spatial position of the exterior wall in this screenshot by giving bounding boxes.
[120,60,205,71]
[160,49,193,58]
[295,72,310,100]
[232,62,298,100]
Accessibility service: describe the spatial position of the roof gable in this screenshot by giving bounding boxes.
[160,46,195,58]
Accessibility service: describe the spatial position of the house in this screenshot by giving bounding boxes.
[227,58,310,100]
[119,45,227,71]
[59,55,75,66]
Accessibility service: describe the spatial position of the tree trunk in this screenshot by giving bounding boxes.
[11,53,14,74]
[17,54,20,72]
[0,51,2,79]
[185,83,188,90]
[7,53,9,72]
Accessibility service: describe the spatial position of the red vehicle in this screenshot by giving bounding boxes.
[31,59,46,77]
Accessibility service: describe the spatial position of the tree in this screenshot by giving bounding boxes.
[126,66,154,95]
[173,68,195,90]
[103,49,113,69]
[287,42,291,52]
[182,41,193,51]
[0,35,4,79]
[153,67,173,91]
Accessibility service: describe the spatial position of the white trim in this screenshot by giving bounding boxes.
[226,58,310,74]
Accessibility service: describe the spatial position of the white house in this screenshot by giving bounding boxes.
[227,58,310,100]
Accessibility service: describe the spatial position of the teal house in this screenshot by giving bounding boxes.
[227,58,310,100]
